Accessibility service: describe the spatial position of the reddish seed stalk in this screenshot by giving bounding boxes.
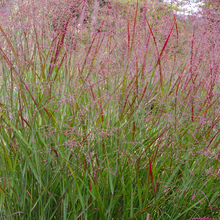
[130,0,138,53]
[127,20,130,52]
[48,16,71,79]
[148,157,157,198]
[84,155,87,171]
[26,189,34,203]
[53,52,67,81]
[132,121,135,141]
[83,22,104,82]
[33,25,45,79]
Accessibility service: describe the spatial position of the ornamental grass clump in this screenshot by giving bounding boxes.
[0,0,219,219]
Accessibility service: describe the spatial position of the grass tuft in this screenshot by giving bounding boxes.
[0,0,220,219]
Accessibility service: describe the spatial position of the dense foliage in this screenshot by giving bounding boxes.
[0,0,219,219]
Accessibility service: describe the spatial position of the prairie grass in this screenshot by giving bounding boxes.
[0,0,219,219]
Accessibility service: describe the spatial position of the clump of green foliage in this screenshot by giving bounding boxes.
[0,0,219,219]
